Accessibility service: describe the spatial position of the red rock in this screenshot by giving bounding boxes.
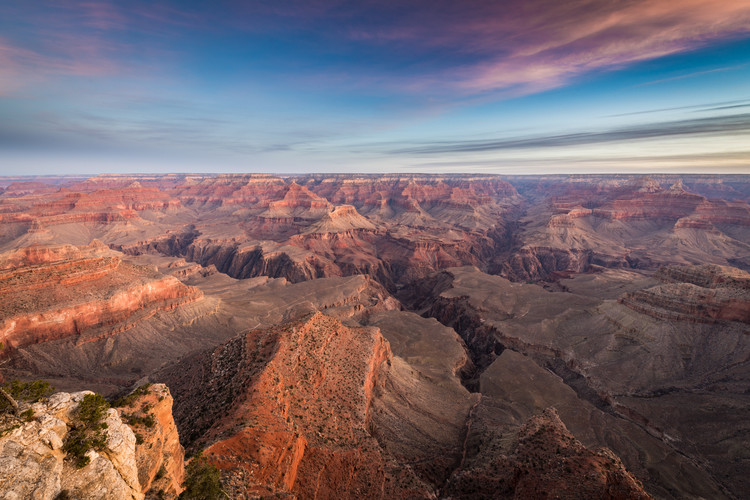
[0,242,203,353]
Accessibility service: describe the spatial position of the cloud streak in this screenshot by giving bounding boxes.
[389,113,750,155]
[332,0,750,95]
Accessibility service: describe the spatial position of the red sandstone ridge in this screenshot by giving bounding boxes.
[302,204,378,234]
[158,310,480,498]
[165,312,407,498]
[66,182,180,212]
[0,241,203,353]
[262,182,332,218]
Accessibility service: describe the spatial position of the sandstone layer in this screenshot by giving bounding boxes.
[0,241,203,354]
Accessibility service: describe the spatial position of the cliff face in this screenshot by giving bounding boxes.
[0,384,184,500]
[0,391,143,500]
[115,384,185,498]
[0,242,203,353]
[120,222,496,291]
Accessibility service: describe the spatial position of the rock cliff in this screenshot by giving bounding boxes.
[0,384,185,500]
[0,242,203,354]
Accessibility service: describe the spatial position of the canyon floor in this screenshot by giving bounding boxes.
[1,173,749,499]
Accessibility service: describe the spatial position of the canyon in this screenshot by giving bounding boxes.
[0,173,748,499]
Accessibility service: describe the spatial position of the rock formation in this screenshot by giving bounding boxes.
[0,241,203,354]
[621,264,750,324]
[0,385,184,500]
[443,407,651,499]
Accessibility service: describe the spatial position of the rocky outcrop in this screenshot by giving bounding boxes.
[158,310,482,498]
[302,204,378,233]
[443,407,651,499]
[0,385,185,500]
[261,182,332,219]
[621,265,750,324]
[502,246,595,281]
[161,312,404,497]
[0,391,143,500]
[114,384,185,499]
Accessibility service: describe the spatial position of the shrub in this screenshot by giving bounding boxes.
[122,411,156,429]
[0,379,54,412]
[78,393,109,427]
[63,393,110,468]
[179,451,224,499]
[112,383,151,408]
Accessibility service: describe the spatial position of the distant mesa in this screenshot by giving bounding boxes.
[303,204,377,234]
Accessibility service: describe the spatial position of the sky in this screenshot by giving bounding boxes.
[1,0,750,175]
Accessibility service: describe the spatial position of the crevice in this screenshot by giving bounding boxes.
[432,396,481,499]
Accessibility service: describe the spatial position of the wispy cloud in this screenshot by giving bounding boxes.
[633,64,749,87]
[0,1,192,95]
[336,0,750,95]
[0,36,124,95]
[604,99,750,118]
[388,113,750,155]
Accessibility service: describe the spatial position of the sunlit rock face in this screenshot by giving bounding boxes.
[113,384,185,498]
[0,241,203,353]
[0,173,748,499]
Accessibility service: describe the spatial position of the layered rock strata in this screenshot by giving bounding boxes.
[621,264,750,324]
[0,242,203,354]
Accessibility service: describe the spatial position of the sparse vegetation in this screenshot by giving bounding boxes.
[179,451,225,499]
[0,379,54,413]
[113,383,157,435]
[63,393,110,468]
[112,383,151,408]
[122,411,156,428]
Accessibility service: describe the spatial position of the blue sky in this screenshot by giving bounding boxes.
[1,0,749,175]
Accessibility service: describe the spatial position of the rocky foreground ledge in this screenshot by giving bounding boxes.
[0,384,183,500]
